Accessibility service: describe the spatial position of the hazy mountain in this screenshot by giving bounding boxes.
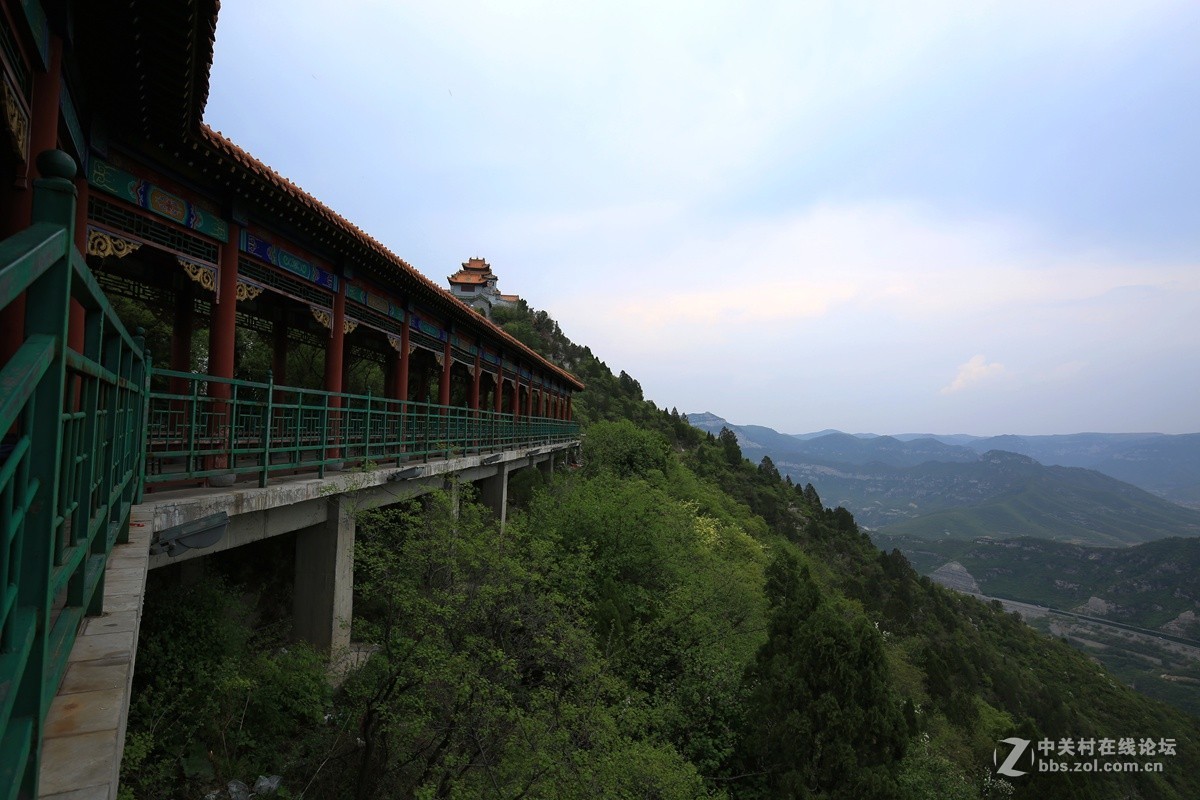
[960,433,1200,508]
[687,413,1200,509]
[869,534,1200,633]
[686,413,1200,547]
[686,413,978,467]
[789,450,1200,546]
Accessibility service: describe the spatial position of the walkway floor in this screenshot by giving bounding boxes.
[38,518,153,800]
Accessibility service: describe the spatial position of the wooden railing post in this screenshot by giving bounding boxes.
[12,149,77,799]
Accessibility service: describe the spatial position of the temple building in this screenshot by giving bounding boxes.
[0,2,583,795]
[448,257,520,318]
[0,0,581,424]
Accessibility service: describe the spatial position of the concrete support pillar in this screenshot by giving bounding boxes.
[294,494,355,655]
[537,453,554,479]
[476,464,509,529]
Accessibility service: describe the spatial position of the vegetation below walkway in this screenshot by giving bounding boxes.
[124,303,1200,799]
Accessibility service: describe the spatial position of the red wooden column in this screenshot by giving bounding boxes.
[525,380,534,417]
[470,352,481,410]
[324,280,347,394]
[567,396,573,421]
[392,314,411,455]
[206,223,240,482]
[0,35,62,365]
[324,278,347,460]
[438,338,452,407]
[210,225,240,386]
[511,373,521,420]
[66,178,88,412]
[69,179,89,355]
[494,362,505,412]
[396,314,411,400]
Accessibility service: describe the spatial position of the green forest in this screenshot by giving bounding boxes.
[123,302,1200,799]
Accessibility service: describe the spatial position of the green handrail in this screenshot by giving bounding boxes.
[0,152,148,799]
[144,368,580,487]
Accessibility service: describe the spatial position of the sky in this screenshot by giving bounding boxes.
[204,0,1200,436]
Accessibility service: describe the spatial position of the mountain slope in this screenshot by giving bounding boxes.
[798,450,1200,545]
[689,414,1200,546]
[872,534,1200,631]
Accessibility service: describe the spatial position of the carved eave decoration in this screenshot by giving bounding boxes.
[310,305,357,334]
[87,229,143,260]
[178,257,216,292]
[235,280,265,302]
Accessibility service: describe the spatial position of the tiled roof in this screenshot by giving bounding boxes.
[198,125,583,389]
[449,272,489,285]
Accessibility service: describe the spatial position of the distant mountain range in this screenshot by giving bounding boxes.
[686,412,1200,546]
[869,533,1200,635]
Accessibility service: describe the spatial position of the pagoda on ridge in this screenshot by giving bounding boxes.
[448,257,520,318]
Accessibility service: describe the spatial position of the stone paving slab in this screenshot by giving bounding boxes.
[38,523,152,800]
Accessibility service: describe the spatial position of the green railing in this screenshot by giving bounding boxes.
[0,152,148,799]
[144,369,579,487]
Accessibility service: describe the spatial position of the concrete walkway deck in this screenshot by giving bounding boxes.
[34,440,577,799]
[38,518,153,800]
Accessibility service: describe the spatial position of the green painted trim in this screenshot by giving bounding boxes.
[88,158,229,242]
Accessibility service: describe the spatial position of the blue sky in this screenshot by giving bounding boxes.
[205,1,1199,435]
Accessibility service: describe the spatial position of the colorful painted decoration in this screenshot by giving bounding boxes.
[241,230,338,291]
[88,158,229,242]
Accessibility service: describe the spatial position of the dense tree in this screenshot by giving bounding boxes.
[124,300,1200,800]
[738,549,907,799]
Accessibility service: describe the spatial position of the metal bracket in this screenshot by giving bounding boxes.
[149,511,230,557]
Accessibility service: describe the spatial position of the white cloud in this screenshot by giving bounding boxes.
[203,0,1200,433]
[941,355,1007,395]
